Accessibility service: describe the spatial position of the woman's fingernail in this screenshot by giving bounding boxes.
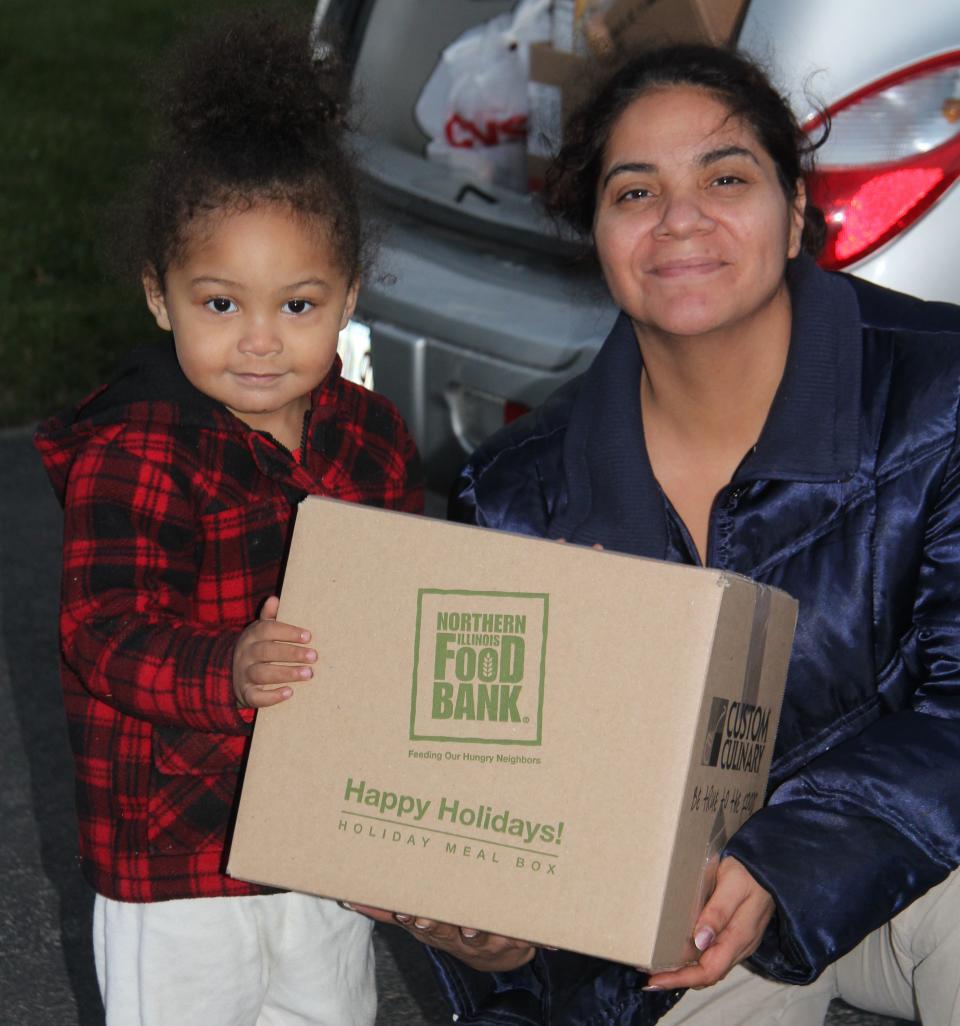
[300,631,311,642]
[395,914,411,923]
[413,920,431,931]
[299,667,312,679]
[461,928,478,939]
[642,985,664,992]
[340,902,355,910]
[305,649,317,662]
[694,926,715,951]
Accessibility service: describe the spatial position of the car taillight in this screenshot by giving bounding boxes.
[805,51,960,271]
[503,399,531,424]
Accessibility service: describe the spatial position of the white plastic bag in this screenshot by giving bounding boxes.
[415,0,551,192]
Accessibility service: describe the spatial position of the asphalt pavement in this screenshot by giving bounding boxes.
[0,426,909,1025]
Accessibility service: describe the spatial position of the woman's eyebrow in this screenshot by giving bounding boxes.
[698,145,760,167]
[602,161,656,189]
[601,145,760,189]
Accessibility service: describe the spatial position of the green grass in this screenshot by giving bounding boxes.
[0,0,313,426]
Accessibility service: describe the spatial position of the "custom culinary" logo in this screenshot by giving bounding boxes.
[700,697,773,773]
[410,590,548,744]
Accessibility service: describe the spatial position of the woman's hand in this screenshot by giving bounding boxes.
[345,903,537,972]
[232,596,317,708]
[644,857,774,991]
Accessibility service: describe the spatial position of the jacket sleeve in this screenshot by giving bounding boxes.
[726,427,960,983]
[59,432,249,735]
[327,383,425,515]
[448,440,552,535]
[449,461,483,525]
[425,947,684,1026]
[386,415,425,516]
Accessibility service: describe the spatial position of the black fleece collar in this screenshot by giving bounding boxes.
[74,337,345,440]
[547,255,863,557]
[77,338,221,423]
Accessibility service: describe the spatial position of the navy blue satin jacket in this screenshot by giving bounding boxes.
[428,256,960,1025]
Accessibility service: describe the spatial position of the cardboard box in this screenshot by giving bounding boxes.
[526,41,589,190]
[228,497,796,969]
[600,0,747,52]
[525,0,747,189]
[551,0,615,55]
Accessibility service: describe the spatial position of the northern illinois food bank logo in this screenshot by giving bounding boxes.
[410,589,548,744]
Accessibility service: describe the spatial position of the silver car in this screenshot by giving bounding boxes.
[322,0,960,492]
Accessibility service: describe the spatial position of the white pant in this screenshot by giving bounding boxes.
[93,891,375,1026]
[660,866,960,1025]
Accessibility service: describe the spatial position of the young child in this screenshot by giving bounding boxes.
[35,11,423,1025]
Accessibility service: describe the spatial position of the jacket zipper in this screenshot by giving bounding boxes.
[260,409,312,462]
[298,408,311,460]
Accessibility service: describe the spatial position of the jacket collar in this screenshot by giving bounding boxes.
[547,255,863,557]
[741,254,862,481]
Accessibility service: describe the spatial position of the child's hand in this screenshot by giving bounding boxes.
[233,596,317,709]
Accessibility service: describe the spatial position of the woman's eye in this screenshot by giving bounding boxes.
[205,296,237,314]
[282,298,314,315]
[616,187,652,203]
[712,174,745,187]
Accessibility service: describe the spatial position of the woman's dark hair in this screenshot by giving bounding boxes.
[543,43,826,255]
[133,7,363,282]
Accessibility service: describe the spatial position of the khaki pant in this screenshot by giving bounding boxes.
[660,867,960,1025]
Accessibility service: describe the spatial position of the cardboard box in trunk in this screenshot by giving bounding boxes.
[600,0,747,51]
[525,0,746,189]
[228,497,796,969]
[526,42,587,190]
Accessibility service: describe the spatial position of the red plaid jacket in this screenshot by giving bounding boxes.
[36,341,423,902]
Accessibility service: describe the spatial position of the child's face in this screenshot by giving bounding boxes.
[143,202,358,449]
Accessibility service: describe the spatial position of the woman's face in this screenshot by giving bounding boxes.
[592,85,805,343]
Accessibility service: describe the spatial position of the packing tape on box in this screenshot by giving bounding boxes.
[742,585,772,707]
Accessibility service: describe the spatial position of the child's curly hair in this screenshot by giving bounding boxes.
[135,7,363,283]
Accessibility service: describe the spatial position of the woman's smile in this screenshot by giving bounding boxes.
[646,256,729,278]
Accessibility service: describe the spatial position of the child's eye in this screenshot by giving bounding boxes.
[205,296,237,314]
[282,298,314,315]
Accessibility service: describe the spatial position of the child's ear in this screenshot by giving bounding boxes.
[142,268,172,332]
[339,278,360,332]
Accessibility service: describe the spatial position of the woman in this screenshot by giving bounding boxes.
[358,44,960,1025]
